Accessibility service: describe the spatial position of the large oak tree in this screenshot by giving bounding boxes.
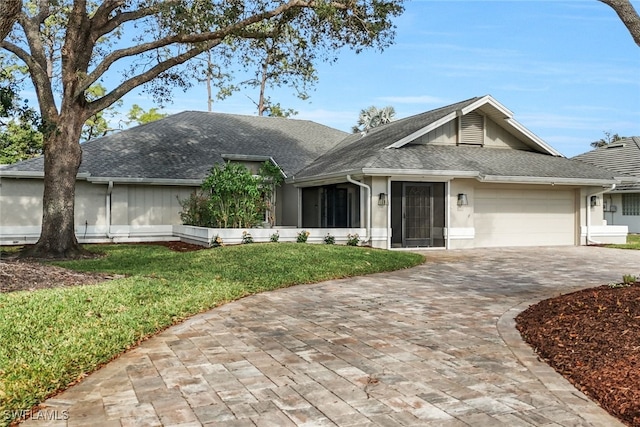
[0,0,403,258]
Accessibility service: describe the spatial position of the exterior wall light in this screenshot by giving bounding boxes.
[457,193,468,206]
[590,195,601,207]
[378,193,387,206]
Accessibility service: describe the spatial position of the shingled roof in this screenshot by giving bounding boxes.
[292,98,620,185]
[572,137,640,191]
[0,111,348,182]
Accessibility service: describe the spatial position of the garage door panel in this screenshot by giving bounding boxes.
[475,189,575,247]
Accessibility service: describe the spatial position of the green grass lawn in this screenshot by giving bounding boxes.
[0,243,424,425]
[606,233,640,249]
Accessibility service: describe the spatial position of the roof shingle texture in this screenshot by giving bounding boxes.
[295,96,619,182]
[0,111,348,180]
[572,137,640,191]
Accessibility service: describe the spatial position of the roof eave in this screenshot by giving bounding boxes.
[478,175,619,186]
[87,177,203,186]
[0,170,91,180]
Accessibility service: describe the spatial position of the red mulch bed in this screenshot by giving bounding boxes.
[516,282,640,427]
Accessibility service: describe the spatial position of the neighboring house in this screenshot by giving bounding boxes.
[573,137,640,233]
[0,95,629,248]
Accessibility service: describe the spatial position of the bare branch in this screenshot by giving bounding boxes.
[599,0,640,47]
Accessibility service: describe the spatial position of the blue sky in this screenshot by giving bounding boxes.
[121,1,640,157]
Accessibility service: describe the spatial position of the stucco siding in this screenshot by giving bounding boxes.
[603,193,640,233]
[127,185,194,226]
[0,178,43,226]
[75,181,107,227]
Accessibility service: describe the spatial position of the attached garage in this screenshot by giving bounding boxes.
[474,188,577,247]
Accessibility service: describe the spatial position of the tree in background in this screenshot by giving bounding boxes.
[590,131,626,148]
[239,19,318,117]
[599,0,640,47]
[0,66,42,164]
[126,104,167,126]
[352,105,396,133]
[0,0,404,258]
[81,84,123,141]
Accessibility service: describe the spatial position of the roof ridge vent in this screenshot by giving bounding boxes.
[606,142,626,149]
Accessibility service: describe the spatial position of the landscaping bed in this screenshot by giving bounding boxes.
[516,281,640,427]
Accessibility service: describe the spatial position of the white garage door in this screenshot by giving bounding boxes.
[474,188,575,247]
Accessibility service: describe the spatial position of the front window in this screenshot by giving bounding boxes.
[622,193,640,216]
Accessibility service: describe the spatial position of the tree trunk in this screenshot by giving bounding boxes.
[21,111,89,259]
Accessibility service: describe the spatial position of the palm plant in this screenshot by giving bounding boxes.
[352,106,396,133]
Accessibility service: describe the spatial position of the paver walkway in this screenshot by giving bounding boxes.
[22,246,640,426]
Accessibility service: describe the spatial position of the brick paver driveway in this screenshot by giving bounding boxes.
[24,246,640,426]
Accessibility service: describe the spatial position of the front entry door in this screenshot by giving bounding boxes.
[403,183,433,247]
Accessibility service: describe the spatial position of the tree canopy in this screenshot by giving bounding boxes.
[0,0,404,258]
[590,131,626,148]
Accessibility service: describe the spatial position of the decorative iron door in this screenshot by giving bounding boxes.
[403,183,433,247]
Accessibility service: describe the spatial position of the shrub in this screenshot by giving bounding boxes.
[241,231,254,244]
[178,161,283,229]
[297,230,310,243]
[270,231,280,242]
[346,233,359,246]
[622,274,637,285]
[178,191,214,227]
[211,235,223,248]
[242,231,253,245]
[323,233,335,245]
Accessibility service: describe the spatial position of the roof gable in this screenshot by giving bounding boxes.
[292,97,618,185]
[384,95,562,156]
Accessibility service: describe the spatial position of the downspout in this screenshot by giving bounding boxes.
[346,175,370,243]
[446,181,451,250]
[106,181,114,239]
[585,184,616,245]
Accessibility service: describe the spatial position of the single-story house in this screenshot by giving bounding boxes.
[573,137,640,233]
[0,95,630,248]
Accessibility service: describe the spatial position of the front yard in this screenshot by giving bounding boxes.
[0,243,424,425]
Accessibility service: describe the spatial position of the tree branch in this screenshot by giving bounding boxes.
[599,0,640,47]
[86,38,223,116]
[0,0,21,42]
[76,0,308,98]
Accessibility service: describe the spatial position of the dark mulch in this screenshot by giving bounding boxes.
[516,282,640,427]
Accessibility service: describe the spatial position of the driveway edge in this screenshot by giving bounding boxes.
[497,300,624,427]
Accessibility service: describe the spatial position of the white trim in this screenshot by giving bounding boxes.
[504,118,563,157]
[478,175,618,186]
[460,95,514,117]
[580,225,628,244]
[448,227,476,240]
[384,111,458,149]
[87,177,203,186]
